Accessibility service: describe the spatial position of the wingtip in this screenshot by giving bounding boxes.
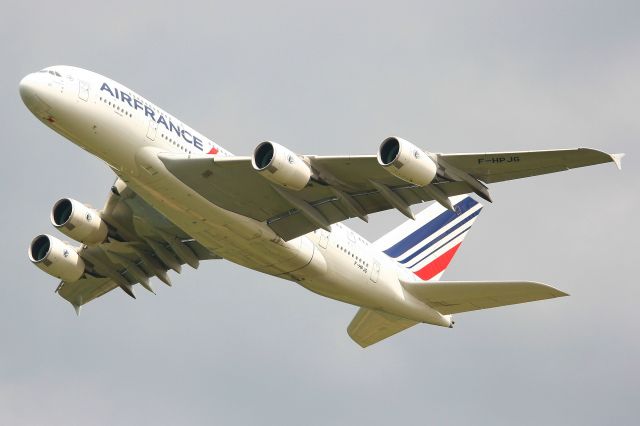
[611,153,625,170]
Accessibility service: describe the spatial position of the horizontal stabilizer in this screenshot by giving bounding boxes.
[400,280,568,315]
[348,308,417,348]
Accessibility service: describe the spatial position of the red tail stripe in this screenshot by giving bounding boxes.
[414,243,462,280]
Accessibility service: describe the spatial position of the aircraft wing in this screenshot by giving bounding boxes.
[158,147,621,241]
[347,307,418,348]
[56,179,220,311]
[400,280,568,315]
[438,148,623,183]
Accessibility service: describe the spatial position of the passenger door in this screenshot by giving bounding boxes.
[318,229,329,249]
[146,118,158,141]
[370,260,380,283]
[78,80,90,101]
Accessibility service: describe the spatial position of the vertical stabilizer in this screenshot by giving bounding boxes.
[373,195,482,281]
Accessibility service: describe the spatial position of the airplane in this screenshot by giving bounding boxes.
[21,66,623,347]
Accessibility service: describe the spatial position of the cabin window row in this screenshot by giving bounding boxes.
[336,244,369,267]
[99,97,133,118]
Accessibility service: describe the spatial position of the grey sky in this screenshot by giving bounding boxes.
[1,1,638,424]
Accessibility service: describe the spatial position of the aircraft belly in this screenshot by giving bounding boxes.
[120,156,320,276]
[89,140,431,313]
[291,234,391,308]
[125,163,456,325]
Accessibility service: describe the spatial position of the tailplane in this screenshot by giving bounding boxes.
[373,195,483,280]
[346,280,567,347]
[400,279,568,315]
[349,198,567,348]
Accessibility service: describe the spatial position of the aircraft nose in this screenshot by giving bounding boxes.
[19,72,49,113]
[19,73,37,102]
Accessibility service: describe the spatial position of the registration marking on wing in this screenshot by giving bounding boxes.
[477,156,520,165]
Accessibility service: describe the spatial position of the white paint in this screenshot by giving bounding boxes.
[20,65,451,327]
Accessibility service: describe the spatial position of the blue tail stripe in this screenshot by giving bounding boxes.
[407,224,473,269]
[383,197,478,258]
[398,208,482,264]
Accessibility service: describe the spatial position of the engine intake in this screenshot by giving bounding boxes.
[51,198,108,245]
[252,141,311,191]
[28,234,85,282]
[377,137,438,186]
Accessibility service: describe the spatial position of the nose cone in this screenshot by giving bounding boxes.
[19,73,38,104]
[19,73,49,114]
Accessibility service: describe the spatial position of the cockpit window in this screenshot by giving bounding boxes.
[44,70,62,77]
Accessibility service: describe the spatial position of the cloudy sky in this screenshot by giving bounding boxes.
[1,1,638,424]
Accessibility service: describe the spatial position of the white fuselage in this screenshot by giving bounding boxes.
[20,66,450,326]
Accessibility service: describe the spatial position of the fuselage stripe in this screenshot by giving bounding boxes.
[398,209,481,265]
[383,197,478,258]
[407,224,473,270]
[413,242,462,280]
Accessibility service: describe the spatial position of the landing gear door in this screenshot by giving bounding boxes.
[370,260,380,283]
[146,118,158,141]
[78,80,89,101]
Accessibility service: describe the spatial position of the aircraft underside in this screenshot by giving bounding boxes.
[21,65,622,346]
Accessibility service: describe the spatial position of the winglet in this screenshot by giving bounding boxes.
[611,153,625,170]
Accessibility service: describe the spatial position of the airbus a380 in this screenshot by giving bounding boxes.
[21,66,623,347]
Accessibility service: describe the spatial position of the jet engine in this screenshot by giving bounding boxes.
[51,198,108,245]
[377,137,438,186]
[252,141,311,191]
[28,234,85,282]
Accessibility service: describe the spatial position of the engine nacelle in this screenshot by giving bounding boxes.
[377,137,438,186]
[251,141,311,191]
[51,198,108,245]
[28,234,85,282]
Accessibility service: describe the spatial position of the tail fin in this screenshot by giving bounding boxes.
[373,195,482,281]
